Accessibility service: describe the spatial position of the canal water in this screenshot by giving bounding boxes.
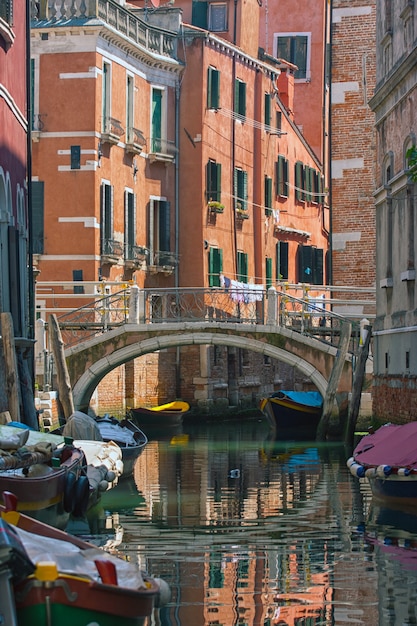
[85,416,417,625]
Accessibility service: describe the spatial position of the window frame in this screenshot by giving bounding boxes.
[206,159,222,203]
[275,32,311,81]
[234,78,246,118]
[208,2,227,32]
[208,246,223,287]
[207,66,220,110]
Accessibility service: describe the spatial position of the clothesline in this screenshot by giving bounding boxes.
[220,275,265,303]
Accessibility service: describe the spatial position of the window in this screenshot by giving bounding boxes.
[126,74,134,142]
[276,34,309,80]
[207,67,220,110]
[237,251,248,282]
[234,168,248,211]
[151,88,163,153]
[294,161,305,202]
[264,93,271,126]
[73,270,84,294]
[70,145,81,170]
[264,176,273,215]
[102,61,111,133]
[31,181,44,254]
[266,257,273,290]
[276,155,289,198]
[0,0,13,25]
[206,160,222,202]
[208,3,227,31]
[297,245,324,285]
[276,241,288,280]
[149,198,170,265]
[234,79,246,118]
[125,190,136,260]
[384,0,392,34]
[208,247,223,287]
[100,182,114,255]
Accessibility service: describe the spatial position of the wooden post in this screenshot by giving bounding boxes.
[345,325,372,448]
[1,312,21,422]
[316,321,352,441]
[48,314,74,420]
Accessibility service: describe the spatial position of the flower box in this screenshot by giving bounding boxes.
[208,201,225,213]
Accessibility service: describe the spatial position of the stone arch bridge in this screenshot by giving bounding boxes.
[66,321,354,415]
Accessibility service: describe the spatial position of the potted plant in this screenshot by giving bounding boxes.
[235,201,249,219]
[208,200,225,213]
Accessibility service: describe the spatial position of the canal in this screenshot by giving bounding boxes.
[85,415,417,625]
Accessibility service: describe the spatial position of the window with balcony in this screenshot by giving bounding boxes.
[208,246,223,287]
[207,67,220,110]
[100,182,122,260]
[124,190,147,267]
[149,198,175,268]
[297,245,323,285]
[276,33,310,80]
[206,159,222,204]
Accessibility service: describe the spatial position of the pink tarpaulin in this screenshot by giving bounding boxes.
[353,422,417,469]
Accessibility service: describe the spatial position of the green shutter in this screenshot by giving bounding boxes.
[234,79,239,114]
[209,247,222,287]
[297,244,313,282]
[159,201,170,252]
[266,257,272,289]
[237,251,248,282]
[152,89,162,151]
[31,181,44,254]
[295,161,304,201]
[265,176,272,212]
[243,170,248,210]
[207,67,220,109]
[70,145,81,170]
[313,248,324,285]
[276,241,289,280]
[264,93,271,126]
[216,163,222,201]
[192,0,208,28]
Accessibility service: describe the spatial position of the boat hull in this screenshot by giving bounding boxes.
[95,417,147,478]
[260,392,323,440]
[366,474,417,507]
[129,401,190,429]
[0,447,85,528]
[15,575,156,626]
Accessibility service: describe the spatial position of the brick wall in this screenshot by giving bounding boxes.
[373,376,417,423]
[331,0,377,291]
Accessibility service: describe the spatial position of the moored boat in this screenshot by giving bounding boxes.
[0,491,168,626]
[95,416,148,477]
[347,422,417,506]
[128,400,190,429]
[0,425,87,528]
[260,390,323,440]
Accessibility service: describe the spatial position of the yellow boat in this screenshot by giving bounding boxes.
[128,401,190,429]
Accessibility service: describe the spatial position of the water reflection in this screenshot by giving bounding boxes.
[86,417,417,625]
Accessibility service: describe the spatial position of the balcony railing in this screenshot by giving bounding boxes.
[125,244,149,268]
[150,250,179,271]
[101,117,124,145]
[31,0,177,61]
[125,127,146,154]
[149,138,177,163]
[101,238,124,263]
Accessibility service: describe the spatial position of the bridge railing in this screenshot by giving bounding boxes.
[32,282,371,357]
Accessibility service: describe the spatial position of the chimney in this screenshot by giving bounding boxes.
[277,69,295,119]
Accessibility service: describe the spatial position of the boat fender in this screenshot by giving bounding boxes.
[346,457,355,468]
[376,465,392,477]
[63,471,77,513]
[365,467,377,478]
[398,468,411,476]
[72,475,90,518]
[349,462,365,478]
[106,470,116,483]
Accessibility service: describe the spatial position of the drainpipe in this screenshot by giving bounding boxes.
[26,0,35,386]
[232,0,238,279]
[327,0,333,287]
[175,79,181,397]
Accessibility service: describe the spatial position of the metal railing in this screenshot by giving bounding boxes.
[35,281,374,354]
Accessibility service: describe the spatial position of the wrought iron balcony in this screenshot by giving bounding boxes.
[149,250,179,273]
[31,0,177,61]
[125,127,146,155]
[148,138,177,163]
[101,238,124,264]
[101,117,124,145]
[125,244,149,268]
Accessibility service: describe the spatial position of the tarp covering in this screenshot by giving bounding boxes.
[271,391,323,408]
[353,422,417,469]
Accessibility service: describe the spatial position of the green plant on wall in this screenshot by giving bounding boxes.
[406,145,417,181]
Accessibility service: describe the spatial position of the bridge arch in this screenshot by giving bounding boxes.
[71,331,330,413]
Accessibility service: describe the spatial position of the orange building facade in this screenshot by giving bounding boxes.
[31,0,329,416]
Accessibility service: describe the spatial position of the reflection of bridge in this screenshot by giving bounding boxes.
[37,284,375,414]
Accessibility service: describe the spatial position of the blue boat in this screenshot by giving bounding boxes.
[260,390,323,440]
